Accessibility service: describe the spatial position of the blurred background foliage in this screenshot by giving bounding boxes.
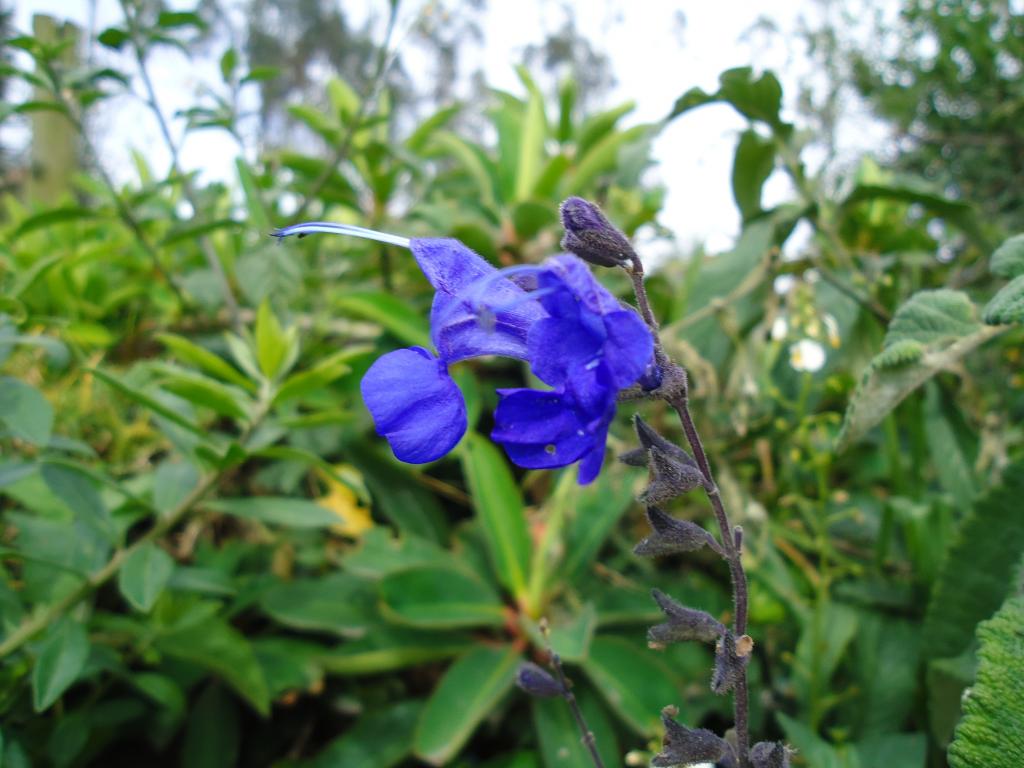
[0,0,1022,766]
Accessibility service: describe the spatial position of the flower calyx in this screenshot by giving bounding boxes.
[647,588,726,648]
[750,741,794,768]
[628,416,709,505]
[711,630,752,695]
[634,506,724,558]
[651,706,736,768]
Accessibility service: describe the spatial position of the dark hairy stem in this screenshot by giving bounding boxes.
[627,255,751,767]
[549,651,605,768]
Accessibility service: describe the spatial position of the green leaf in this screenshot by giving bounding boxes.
[214,43,236,80]
[304,701,422,768]
[414,645,520,765]
[182,684,239,768]
[718,67,784,125]
[511,200,558,240]
[856,733,926,768]
[253,637,323,697]
[155,616,269,715]
[32,619,89,711]
[669,68,784,128]
[0,377,54,446]
[793,602,859,707]
[523,604,597,663]
[273,350,353,404]
[581,636,682,736]
[91,369,204,436]
[777,714,861,768]
[850,613,920,736]
[40,463,114,541]
[990,232,1024,278]
[334,291,431,348]
[153,461,200,514]
[565,124,651,196]
[515,79,546,201]
[97,26,129,50]
[576,101,634,157]
[118,543,175,612]
[9,207,95,241]
[923,461,1024,660]
[459,433,531,598]
[259,573,371,637]
[235,159,270,233]
[319,626,472,676]
[927,651,977,747]
[255,299,294,379]
[379,565,505,629]
[949,596,1024,768]
[983,273,1024,325]
[558,467,636,582]
[924,384,977,508]
[731,129,775,220]
[206,497,342,528]
[836,291,1002,451]
[352,447,448,542]
[343,528,450,579]
[157,10,206,30]
[532,688,619,768]
[156,333,253,390]
[158,370,252,420]
[129,672,186,720]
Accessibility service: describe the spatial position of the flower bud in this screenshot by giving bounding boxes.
[559,197,637,268]
[634,506,723,557]
[652,708,733,767]
[711,631,749,694]
[648,589,726,646]
[750,741,793,768]
[515,662,565,698]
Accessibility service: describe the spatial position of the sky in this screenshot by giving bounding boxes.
[11,0,890,253]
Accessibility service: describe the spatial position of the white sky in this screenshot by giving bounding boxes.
[12,0,890,252]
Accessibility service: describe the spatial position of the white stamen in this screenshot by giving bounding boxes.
[271,221,411,249]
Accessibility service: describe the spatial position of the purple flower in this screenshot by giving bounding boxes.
[271,220,654,482]
[358,239,543,463]
[490,255,653,484]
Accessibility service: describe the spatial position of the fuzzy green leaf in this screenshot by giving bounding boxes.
[949,596,1024,768]
[923,462,1024,661]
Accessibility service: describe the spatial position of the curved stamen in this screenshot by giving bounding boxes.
[271,221,411,249]
[433,264,552,339]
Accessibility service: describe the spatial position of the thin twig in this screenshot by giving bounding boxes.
[120,0,242,331]
[626,254,751,768]
[540,622,605,768]
[290,3,401,222]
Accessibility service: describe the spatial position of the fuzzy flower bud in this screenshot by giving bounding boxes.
[648,588,726,646]
[652,707,734,767]
[515,662,566,698]
[559,197,637,268]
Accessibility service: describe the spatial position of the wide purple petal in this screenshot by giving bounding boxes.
[360,347,467,463]
[576,430,609,485]
[431,289,542,363]
[538,255,621,316]
[410,239,495,297]
[602,310,655,388]
[491,388,594,469]
[527,316,604,387]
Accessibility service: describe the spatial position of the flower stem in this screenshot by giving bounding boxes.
[626,255,751,768]
[549,650,605,768]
